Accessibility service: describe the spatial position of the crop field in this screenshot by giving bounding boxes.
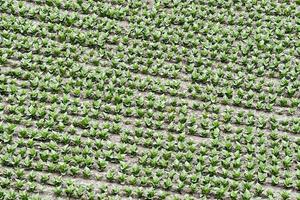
[0,0,299,199]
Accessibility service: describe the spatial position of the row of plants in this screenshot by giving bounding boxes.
[1,75,299,139]
[1,0,298,84]
[0,188,43,200]
[0,122,298,199]
[1,37,298,113]
[1,92,298,197]
[0,167,184,200]
[1,101,298,188]
[1,145,298,200]
[0,14,298,100]
[1,12,296,91]
[156,0,296,15]
[1,71,299,139]
[27,0,129,20]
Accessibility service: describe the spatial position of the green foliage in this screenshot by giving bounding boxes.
[0,0,298,199]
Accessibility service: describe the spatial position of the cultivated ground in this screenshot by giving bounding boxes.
[0,0,299,199]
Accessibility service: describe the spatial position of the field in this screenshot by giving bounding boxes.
[0,0,299,199]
